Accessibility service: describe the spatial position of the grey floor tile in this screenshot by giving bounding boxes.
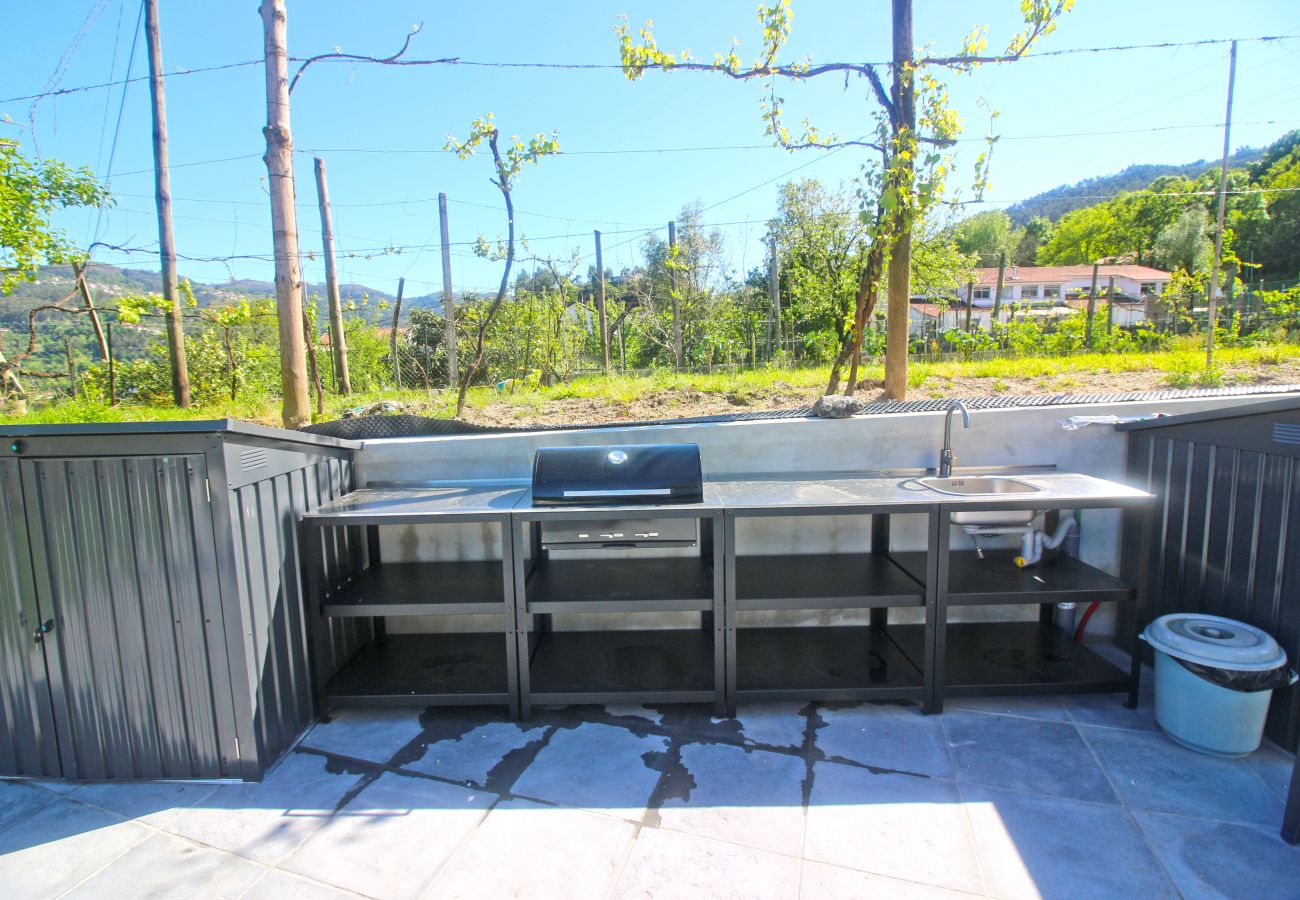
[402,721,547,786]
[0,779,55,833]
[1083,727,1285,828]
[1134,809,1300,900]
[62,831,264,899]
[800,860,977,899]
[656,741,806,856]
[1060,691,1160,733]
[300,708,425,764]
[1246,741,1296,799]
[28,778,80,795]
[611,826,800,900]
[68,778,221,827]
[962,785,1177,899]
[817,703,951,778]
[165,752,364,865]
[280,771,492,900]
[734,702,809,749]
[804,760,984,895]
[243,869,362,900]
[510,722,669,818]
[947,694,1070,722]
[0,796,151,898]
[944,710,1116,804]
[427,798,636,899]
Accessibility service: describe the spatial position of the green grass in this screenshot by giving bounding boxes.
[5,346,1297,426]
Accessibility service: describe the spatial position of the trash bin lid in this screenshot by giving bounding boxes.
[1143,613,1288,671]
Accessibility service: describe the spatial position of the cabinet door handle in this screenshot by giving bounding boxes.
[32,619,54,644]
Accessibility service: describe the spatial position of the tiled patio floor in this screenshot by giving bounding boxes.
[2,659,1297,899]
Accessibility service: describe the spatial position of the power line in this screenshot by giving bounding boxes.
[0,59,263,105]
[88,0,144,254]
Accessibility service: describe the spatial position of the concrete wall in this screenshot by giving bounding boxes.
[354,393,1298,640]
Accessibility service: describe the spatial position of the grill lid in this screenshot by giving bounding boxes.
[531,444,703,505]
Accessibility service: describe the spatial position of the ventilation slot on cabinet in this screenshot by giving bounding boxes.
[1273,422,1300,447]
[240,449,269,471]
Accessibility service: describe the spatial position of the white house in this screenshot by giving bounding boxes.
[964,264,1172,307]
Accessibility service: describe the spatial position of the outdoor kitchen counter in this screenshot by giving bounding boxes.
[301,481,528,523]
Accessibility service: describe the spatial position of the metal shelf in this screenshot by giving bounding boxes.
[890,550,1133,605]
[321,562,507,617]
[524,557,714,613]
[734,553,924,610]
[526,629,716,703]
[733,625,924,701]
[326,633,513,707]
[895,621,1131,696]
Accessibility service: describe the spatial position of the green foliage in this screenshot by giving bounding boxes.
[0,139,110,294]
[952,211,1016,266]
[1153,207,1211,273]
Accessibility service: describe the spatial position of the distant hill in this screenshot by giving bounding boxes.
[1005,146,1266,225]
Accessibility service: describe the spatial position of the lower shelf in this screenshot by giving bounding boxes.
[893,621,1131,696]
[734,625,925,701]
[327,633,512,707]
[527,629,717,702]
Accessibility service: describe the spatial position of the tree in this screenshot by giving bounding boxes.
[617,1,1073,399]
[0,138,108,294]
[952,210,1016,266]
[1012,215,1053,265]
[1038,202,1126,264]
[1153,207,1211,274]
[446,115,559,416]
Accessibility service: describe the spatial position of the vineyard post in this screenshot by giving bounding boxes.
[768,235,781,356]
[1106,275,1116,337]
[965,281,974,332]
[71,262,109,362]
[303,308,324,416]
[991,250,1006,323]
[1206,39,1237,370]
[668,220,681,368]
[313,156,351,394]
[106,322,116,406]
[594,230,610,372]
[1086,262,1099,348]
[64,339,77,399]
[439,193,458,387]
[391,277,405,389]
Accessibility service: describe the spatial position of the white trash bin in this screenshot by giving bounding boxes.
[1141,613,1295,758]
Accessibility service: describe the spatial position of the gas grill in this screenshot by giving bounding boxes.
[531,443,703,549]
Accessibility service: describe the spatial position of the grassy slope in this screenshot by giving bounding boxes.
[4,344,1299,428]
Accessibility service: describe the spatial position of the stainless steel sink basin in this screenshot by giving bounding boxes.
[915,476,1044,496]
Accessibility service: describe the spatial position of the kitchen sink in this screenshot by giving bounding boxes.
[915,476,1044,496]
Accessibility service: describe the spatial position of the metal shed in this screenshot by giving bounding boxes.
[0,421,363,782]
[1119,397,1300,752]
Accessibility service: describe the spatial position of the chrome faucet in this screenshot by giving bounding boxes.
[938,399,971,477]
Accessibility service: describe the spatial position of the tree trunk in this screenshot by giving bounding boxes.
[313,157,351,394]
[145,0,191,407]
[882,0,915,401]
[259,0,311,428]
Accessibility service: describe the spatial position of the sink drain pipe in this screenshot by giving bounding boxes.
[958,515,1077,568]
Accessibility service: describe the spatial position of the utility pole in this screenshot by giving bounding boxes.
[259,0,311,428]
[1085,262,1100,348]
[145,0,190,408]
[991,251,1007,323]
[594,230,610,372]
[312,157,350,394]
[439,193,458,387]
[1207,40,1238,369]
[668,220,681,369]
[768,235,781,356]
[391,277,405,389]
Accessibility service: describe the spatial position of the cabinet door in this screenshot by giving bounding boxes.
[0,458,60,778]
[21,455,240,780]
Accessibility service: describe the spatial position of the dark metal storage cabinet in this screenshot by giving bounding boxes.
[0,422,361,782]
[1120,398,1300,752]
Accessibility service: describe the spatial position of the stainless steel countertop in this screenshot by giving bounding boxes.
[303,471,1151,522]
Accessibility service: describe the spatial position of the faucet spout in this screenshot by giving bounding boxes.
[939,399,971,478]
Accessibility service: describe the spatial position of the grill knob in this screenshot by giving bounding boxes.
[606,450,628,464]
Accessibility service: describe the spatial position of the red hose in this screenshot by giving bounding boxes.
[1075,600,1101,643]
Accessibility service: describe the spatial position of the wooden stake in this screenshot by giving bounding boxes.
[1106,275,1116,336]
[439,193,458,387]
[303,308,323,416]
[313,157,351,395]
[594,230,609,372]
[668,220,681,368]
[391,277,405,389]
[71,262,109,362]
[1085,262,1100,347]
[768,235,782,356]
[965,281,974,332]
[259,0,311,429]
[882,0,915,400]
[1207,40,1238,369]
[145,0,191,408]
[991,251,1007,323]
[106,322,116,406]
[64,338,77,399]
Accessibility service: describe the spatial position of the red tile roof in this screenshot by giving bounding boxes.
[972,264,1171,285]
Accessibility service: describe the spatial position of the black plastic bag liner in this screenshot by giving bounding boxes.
[1173,657,1298,693]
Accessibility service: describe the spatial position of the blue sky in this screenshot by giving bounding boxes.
[5,1,1300,297]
